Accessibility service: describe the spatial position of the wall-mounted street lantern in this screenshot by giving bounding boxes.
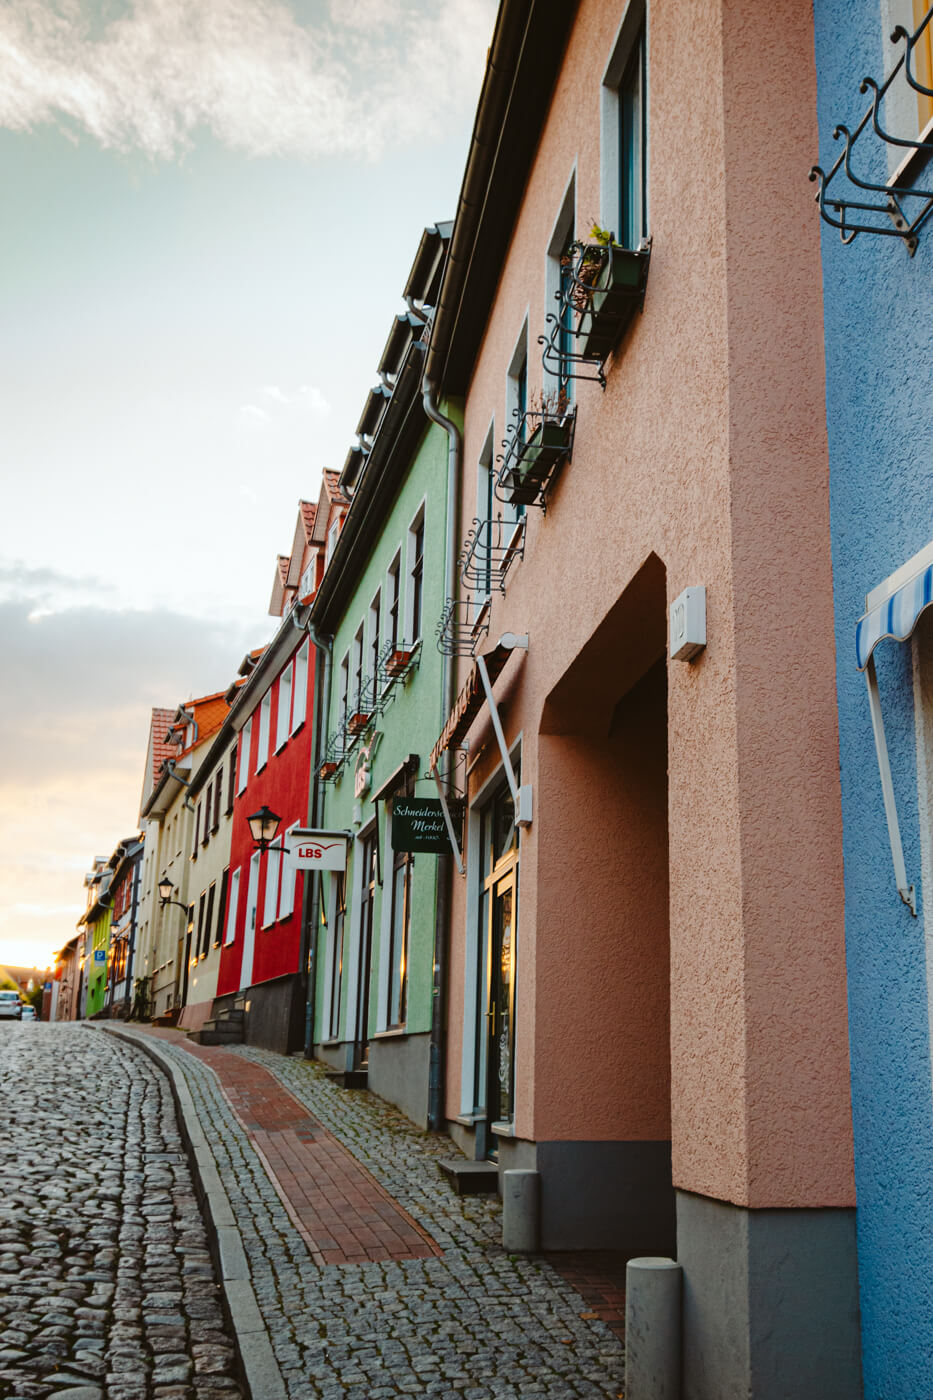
[157,876,189,914]
[248,805,284,851]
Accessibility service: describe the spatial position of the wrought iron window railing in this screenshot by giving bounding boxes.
[495,406,576,512]
[810,7,933,253]
[459,517,525,596]
[540,238,652,389]
[318,725,351,782]
[436,597,491,658]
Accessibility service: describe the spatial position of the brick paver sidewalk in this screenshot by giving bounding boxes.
[141,1027,438,1268]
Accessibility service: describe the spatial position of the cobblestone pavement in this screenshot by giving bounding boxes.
[0,1023,243,1400]
[133,1029,627,1400]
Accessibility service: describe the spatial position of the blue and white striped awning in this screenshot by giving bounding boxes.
[856,561,933,671]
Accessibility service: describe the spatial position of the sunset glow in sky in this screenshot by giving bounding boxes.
[0,0,495,969]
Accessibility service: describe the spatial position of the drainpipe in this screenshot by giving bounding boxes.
[422,374,461,1131]
[303,627,332,1059]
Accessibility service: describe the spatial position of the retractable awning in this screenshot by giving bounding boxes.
[856,560,933,670]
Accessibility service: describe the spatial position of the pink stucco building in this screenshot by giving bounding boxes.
[426,1,860,1394]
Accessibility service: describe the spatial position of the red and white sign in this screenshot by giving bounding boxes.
[289,829,349,872]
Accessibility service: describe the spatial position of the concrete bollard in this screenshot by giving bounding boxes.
[624,1257,682,1400]
[502,1169,540,1252]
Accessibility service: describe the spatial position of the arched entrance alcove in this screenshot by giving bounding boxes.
[534,551,674,1254]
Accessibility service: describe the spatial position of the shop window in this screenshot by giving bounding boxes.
[327,874,346,1040]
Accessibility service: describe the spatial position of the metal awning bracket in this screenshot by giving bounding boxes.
[865,656,917,915]
[430,765,465,875]
[476,649,532,827]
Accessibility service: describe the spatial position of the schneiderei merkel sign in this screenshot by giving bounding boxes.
[290,830,349,871]
[391,798,463,854]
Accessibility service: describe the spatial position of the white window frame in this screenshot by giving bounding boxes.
[600,2,648,250]
[256,691,271,773]
[262,842,282,928]
[368,588,382,707]
[338,653,350,733]
[278,823,300,920]
[326,515,340,568]
[292,639,309,733]
[237,718,252,794]
[405,502,426,646]
[385,551,402,654]
[351,624,365,714]
[275,663,293,753]
[224,867,240,945]
[545,170,577,401]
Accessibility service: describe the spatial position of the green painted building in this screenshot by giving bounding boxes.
[310,223,457,1128]
[81,864,113,1019]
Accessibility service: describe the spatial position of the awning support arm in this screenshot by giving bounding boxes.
[431,764,465,876]
[476,649,521,805]
[865,655,917,915]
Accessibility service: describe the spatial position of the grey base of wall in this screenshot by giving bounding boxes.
[243,974,305,1055]
[367,1032,431,1129]
[677,1189,862,1400]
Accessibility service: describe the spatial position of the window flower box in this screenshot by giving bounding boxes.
[504,416,574,505]
[385,648,414,677]
[575,241,651,362]
[348,711,372,735]
[318,760,338,780]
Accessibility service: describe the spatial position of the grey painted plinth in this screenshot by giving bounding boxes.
[625,1257,682,1400]
[502,1169,540,1252]
[535,1139,675,1253]
[677,1190,862,1400]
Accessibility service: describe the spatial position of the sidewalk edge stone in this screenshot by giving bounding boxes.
[94,1023,288,1400]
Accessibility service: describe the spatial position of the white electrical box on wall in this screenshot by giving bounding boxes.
[670,586,707,661]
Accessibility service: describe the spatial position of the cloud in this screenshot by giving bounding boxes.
[0,0,497,160]
[239,382,330,430]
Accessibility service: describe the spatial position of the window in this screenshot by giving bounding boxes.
[227,745,237,812]
[477,425,495,602]
[352,625,365,714]
[278,825,299,920]
[338,653,350,733]
[546,175,576,401]
[407,510,425,645]
[292,640,309,733]
[224,868,240,945]
[202,784,212,844]
[256,692,271,772]
[196,892,206,960]
[326,516,340,568]
[601,8,647,249]
[884,0,933,155]
[203,883,216,958]
[276,664,293,752]
[386,554,401,652]
[192,803,201,858]
[387,824,411,1029]
[237,720,251,793]
[506,326,529,524]
[215,869,229,948]
[327,875,345,1040]
[262,842,282,927]
[300,557,316,598]
[212,771,221,832]
[369,590,381,706]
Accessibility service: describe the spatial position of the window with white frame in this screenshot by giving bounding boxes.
[237,719,251,793]
[224,866,240,945]
[262,842,282,927]
[477,425,495,603]
[292,640,309,733]
[352,625,365,715]
[300,557,316,598]
[546,175,576,402]
[327,874,345,1040]
[407,507,425,645]
[275,663,293,752]
[386,553,401,653]
[326,515,340,568]
[369,590,381,706]
[338,653,349,733]
[880,1,933,172]
[256,692,271,772]
[600,5,647,251]
[505,324,529,525]
[278,824,299,920]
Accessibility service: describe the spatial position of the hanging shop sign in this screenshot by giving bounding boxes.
[290,829,349,872]
[391,797,462,854]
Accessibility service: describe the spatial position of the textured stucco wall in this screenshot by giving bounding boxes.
[444,0,853,1211]
[814,0,933,1392]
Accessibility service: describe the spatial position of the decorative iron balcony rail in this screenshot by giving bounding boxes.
[810,8,933,253]
[495,405,576,512]
[540,238,652,389]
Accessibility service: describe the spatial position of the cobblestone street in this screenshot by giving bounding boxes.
[0,1024,242,1400]
[0,1022,626,1400]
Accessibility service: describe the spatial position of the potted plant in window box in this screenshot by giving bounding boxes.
[347,710,372,735]
[385,648,414,678]
[503,388,574,506]
[319,759,338,780]
[571,225,651,363]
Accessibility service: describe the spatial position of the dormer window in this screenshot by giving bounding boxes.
[326,517,341,569]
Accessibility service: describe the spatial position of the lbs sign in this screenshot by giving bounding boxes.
[289,829,349,872]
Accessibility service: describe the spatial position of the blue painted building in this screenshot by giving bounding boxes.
[813,2,933,1394]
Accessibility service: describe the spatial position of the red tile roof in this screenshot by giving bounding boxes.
[276,554,289,585]
[324,470,350,506]
[149,707,175,790]
[299,500,317,544]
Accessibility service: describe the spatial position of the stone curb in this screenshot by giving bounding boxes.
[94,1023,287,1400]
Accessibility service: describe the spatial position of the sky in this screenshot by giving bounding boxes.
[0,0,496,970]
